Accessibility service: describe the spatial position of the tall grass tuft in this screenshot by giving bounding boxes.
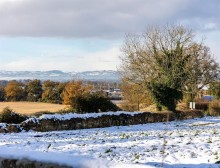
[209,100,220,116]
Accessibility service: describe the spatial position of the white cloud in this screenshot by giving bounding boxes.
[204,23,219,30]
[1,47,121,71]
[77,47,121,71]
[0,0,218,38]
[0,0,219,71]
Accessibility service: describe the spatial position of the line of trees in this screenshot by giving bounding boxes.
[0,80,121,103]
[0,80,65,104]
[0,79,120,113]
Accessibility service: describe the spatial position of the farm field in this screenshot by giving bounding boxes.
[0,117,220,167]
[0,102,69,115]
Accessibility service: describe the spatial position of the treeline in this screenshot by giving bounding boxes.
[0,80,120,113]
[0,80,65,103]
[0,80,120,102]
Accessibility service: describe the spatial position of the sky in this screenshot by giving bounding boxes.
[0,0,219,72]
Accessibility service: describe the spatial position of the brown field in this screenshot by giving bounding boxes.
[0,102,69,115]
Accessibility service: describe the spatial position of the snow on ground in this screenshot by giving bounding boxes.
[0,147,149,168]
[0,123,7,128]
[1,117,220,168]
[28,111,142,123]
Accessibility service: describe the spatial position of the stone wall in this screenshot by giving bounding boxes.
[20,110,204,132]
[0,157,71,168]
[0,124,21,133]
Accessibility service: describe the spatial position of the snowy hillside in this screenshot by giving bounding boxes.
[0,70,120,81]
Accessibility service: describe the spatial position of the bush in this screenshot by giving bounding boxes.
[0,86,5,101]
[120,103,138,112]
[147,83,183,111]
[75,93,120,113]
[0,107,28,124]
[30,111,55,117]
[195,102,209,111]
[209,100,220,116]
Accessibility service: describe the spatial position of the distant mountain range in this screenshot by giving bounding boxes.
[0,70,120,82]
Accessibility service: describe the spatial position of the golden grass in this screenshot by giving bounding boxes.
[0,102,69,115]
[141,103,189,113]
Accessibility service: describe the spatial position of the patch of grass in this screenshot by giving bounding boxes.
[105,149,113,153]
[207,138,212,143]
[134,153,140,160]
[209,100,220,116]
[215,161,220,164]
[212,129,218,135]
[0,102,69,115]
[194,130,200,136]
[121,133,130,139]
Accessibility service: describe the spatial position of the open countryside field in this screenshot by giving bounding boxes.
[0,102,69,115]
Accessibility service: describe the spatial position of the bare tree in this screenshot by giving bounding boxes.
[120,24,219,111]
[184,44,219,100]
[121,80,152,111]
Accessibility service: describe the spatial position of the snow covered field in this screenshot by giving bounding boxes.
[1,116,220,168]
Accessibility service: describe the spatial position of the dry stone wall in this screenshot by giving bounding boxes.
[0,157,71,168]
[20,110,204,132]
[0,124,21,133]
[0,110,204,133]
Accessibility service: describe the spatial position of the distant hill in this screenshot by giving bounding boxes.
[0,70,120,82]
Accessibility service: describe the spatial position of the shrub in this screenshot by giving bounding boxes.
[208,82,220,99]
[209,100,220,116]
[30,111,55,117]
[195,102,209,111]
[120,103,138,112]
[55,107,75,114]
[0,107,28,124]
[75,93,120,113]
[216,160,220,164]
[120,103,137,112]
